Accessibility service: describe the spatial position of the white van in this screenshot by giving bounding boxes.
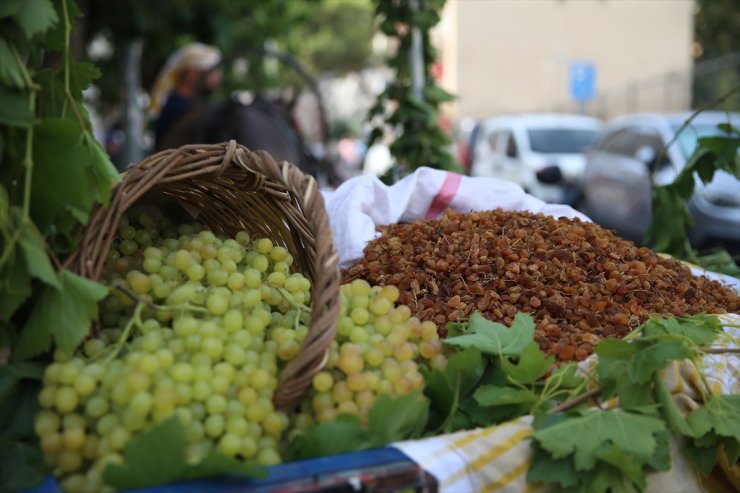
[469,114,603,204]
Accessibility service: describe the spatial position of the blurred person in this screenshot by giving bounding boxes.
[150,43,223,149]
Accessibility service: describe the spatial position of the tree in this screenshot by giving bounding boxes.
[366,0,460,180]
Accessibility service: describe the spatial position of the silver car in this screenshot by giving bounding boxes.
[582,112,740,249]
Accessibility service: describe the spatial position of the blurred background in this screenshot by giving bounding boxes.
[75,0,739,249]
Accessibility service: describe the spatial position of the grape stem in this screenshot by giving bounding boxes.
[548,388,602,414]
[277,288,310,313]
[103,303,144,364]
[111,281,209,314]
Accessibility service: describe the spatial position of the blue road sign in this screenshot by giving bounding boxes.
[569,61,596,103]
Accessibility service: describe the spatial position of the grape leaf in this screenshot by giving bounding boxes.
[548,363,584,390]
[597,358,652,410]
[597,445,645,490]
[444,312,534,357]
[13,270,107,360]
[640,314,721,347]
[0,0,24,18]
[595,339,636,360]
[533,410,665,471]
[683,440,718,476]
[0,37,28,89]
[527,442,579,489]
[0,438,47,493]
[474,385,539,407]
[13,0,58,39]
[457,396,521,427]
[104,417,263,489]
[30,119,118,237]
[443,346,485,398]
[501,342,554,385]
[0,249,31,319]
[686,395,740,441]
[367,390,428,443]
[0,85,34,127]
[289,415,374,460]
[0,363,42,439]
[628,338,693,383]
[424,348,484,433]
[19,220,60,289]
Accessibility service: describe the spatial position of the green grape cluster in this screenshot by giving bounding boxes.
[34,208,312,493]
[290,279,447,431]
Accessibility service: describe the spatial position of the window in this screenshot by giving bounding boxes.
[527,128,600,154]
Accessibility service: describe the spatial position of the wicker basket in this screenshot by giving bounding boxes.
[66,140,341,411]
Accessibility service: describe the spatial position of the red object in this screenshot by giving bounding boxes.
[425,172,462,219]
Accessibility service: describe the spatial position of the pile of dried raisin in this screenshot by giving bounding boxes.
[342,210,739,362]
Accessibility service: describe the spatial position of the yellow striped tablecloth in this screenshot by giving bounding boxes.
[392,314,740,493]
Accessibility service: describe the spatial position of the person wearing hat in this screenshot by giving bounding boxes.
[151,43,223,148]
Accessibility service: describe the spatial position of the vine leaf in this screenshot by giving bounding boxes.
[19,220,60,289]
[30,119,118,237]
[686,395,740,440]
[0,37,29,89]
[14,270,107,360]
[533,410,665,471]
[13,0,58,39]
[104,417,263,489]
[0,85,34,127]
[501,341,554,385]
[444,312,534,357]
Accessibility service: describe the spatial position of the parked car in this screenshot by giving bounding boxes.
[581,112,740,250]
[468,114,603,204]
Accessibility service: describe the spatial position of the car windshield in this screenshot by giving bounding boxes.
[671,123,733,158]
[527,128,600,154]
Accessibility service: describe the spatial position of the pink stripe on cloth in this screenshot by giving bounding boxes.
[425,172,462,219]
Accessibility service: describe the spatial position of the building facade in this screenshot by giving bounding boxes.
[435,0,695,122]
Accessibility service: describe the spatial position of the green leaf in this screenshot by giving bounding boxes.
[595,339,636,360]
[597,358,652,409]
[474,385,539,407]
[640,314,722,347]
[69,62,101,95]
[596,445,646,490]
[444,312,535,357]
[527,442,579,488]
[457,396,521,427]
[646,430,672,473]
[31,119,118,236]
[683,440,718,476]
[104,417,263,489]
[628,338,693,383]
[19,221,60,288]
[13,0,58,39]
[0,85,34,127]
[0,438,47,493]
[289,415,373,460]
[686,395,740,441]
[0,0,24,18]
[501,342,554,385]
[444,346,485,398]
[0,249,32,318]
[0,36,28,89]
[533,410,665,471]
[0,363,42,440]
[367,390,429,443]
[14,270,108,360]
[548,363,585,390]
